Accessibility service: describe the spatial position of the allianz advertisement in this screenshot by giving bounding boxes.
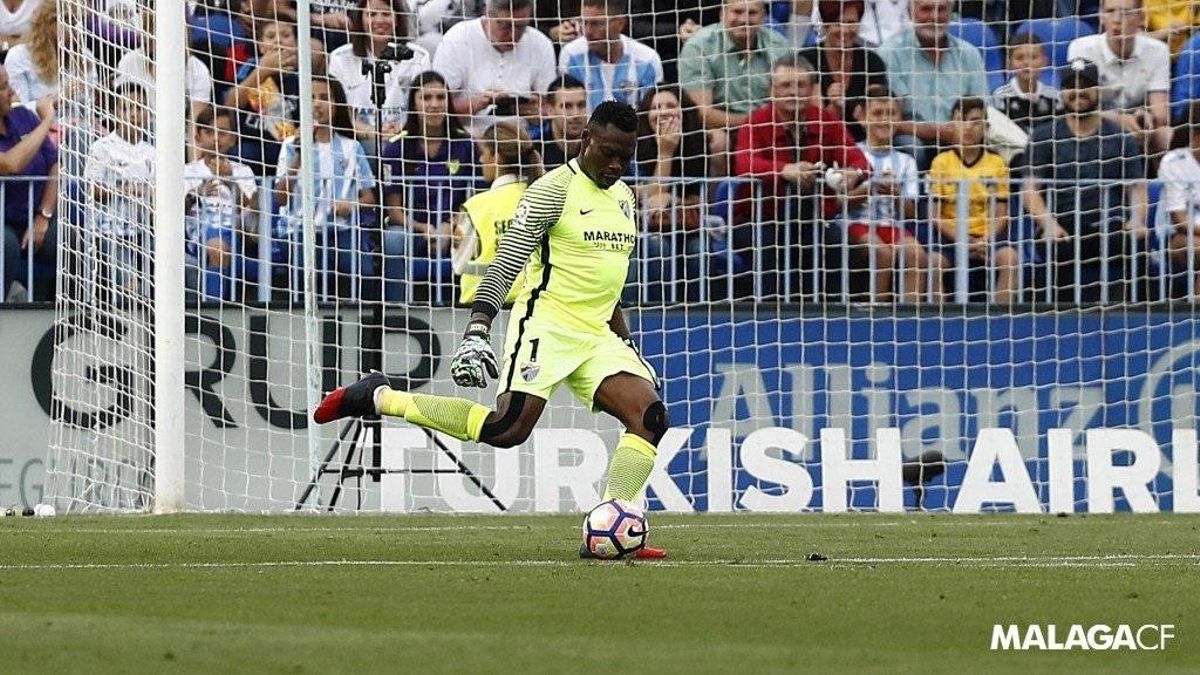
[1,306,1198,513]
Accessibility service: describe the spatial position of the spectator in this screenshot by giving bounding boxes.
[537,75,588,167]
[413,0,484,56]
[117,9,214,122]
[274,78,378,298]
[733,56,868,298]
[929,96,1018,304]
[83,82,155,295]
[0,0,41,59]
[1020,58,1149,303]
[632,84,710,300]
[1155,101,1200,297]
[451,120,543,304]
[0,70,57,301]
[535,0,580,44]
[224,18,303,175]
[1144,0,1199,54]
[190,0,272,101]
[328,0,432,152]
[992,31,1059,134]
[877,0,988,166]
[382,71,481,258]
[1068,0,1171,154]
[777,0,816,50]
[558,0,663,112]
[799,0,889,142]
[846,85,943,302]
[857,0,910,47]
[6,0,58,104]
[679,0,792,172]
[431,0,557,136]
[184,106,258,300]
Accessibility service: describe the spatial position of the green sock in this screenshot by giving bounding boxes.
[602,433,658,502]
[403,393,491,442]
[375,388,411,417]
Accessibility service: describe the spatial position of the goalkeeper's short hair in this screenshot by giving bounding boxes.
[588,101,638,135]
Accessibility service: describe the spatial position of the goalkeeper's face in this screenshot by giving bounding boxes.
[578,124,636,189]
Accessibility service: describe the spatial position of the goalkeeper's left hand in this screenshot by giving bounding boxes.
[451,322,498,388]
[621,335,662,390]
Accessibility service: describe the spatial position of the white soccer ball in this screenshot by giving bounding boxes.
[33,504,56,518]
[582,499,648,560]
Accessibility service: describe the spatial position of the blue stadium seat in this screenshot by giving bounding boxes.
[1173,32,1200,120]
[1014,17,1096,87]
[771,0,790,25]
[948,18,1006,93]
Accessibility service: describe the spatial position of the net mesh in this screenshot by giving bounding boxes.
[41,0,1200,513]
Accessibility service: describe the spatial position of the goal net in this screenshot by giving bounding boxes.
[45,0,1200,514]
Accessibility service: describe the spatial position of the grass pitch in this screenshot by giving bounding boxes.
[0,513,1196,674]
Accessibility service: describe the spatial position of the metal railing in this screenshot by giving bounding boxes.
[0,174,1193,306]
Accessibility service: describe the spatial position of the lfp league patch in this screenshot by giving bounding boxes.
[520,362,540,383]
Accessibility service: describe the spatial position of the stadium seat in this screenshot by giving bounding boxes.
[948,18,1006,93]
[1173,32,1200,120]
[1014,17,1096,87]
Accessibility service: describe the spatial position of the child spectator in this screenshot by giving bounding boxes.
[224,18,302,175]
[847,86,945,303]
[184,106,258,299]
[992,31,1059,134]
[83,82,156,296]
[929,96,1018,304]
[274,78,378,299]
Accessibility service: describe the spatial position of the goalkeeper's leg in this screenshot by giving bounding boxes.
[312,372,545,447]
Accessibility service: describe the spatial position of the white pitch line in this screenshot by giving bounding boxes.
[2,519,1194,536]
[0,554,1193,571]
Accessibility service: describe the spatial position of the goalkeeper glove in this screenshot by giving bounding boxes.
[451,322,499,388]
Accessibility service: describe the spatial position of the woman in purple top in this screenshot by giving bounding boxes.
[0,65,58,301]
[382,71,481,259]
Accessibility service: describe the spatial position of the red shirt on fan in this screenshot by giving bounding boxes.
[733,102,869,220]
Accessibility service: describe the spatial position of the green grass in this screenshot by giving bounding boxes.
[0,513,1197,674]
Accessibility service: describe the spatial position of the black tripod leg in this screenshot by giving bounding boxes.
[423,428,507,512]
[295,417,359,510]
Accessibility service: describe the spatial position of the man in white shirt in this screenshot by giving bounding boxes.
[1067,0,1171,153]
[1157,101,1200,298]
[431,0,556,135]
[558,0,663,112]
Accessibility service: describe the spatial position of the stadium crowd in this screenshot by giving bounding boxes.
[4,0,1200,305]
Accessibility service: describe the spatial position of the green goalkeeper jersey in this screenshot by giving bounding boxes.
[472,159,638,335]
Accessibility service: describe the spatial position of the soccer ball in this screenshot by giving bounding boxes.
[582,499,648,559]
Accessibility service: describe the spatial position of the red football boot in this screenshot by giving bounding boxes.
[312,371,389,424]
[579,543,668,560]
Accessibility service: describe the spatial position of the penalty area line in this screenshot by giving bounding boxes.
[0,554,1194,571]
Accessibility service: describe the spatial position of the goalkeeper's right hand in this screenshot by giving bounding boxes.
[451,322,499,388]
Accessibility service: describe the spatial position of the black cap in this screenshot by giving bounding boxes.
[1059,58,1101,90]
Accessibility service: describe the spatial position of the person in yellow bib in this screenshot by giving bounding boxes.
[452,121,543,306]
[315,102,668,559]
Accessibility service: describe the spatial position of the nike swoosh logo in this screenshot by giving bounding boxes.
[627,528,645,538]
[580,208,594,215]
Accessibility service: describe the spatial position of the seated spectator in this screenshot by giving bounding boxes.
[6,0,58,104]
[1020,59,1149,304]
[857,0,910,47]
[846,85,944,303]
[537,75,588,167]
[799,0,889,142]
[992,31,1059,134]
[0,0,41,59]
[451,120,543,305]
[224,18,303,175]
[1155,101,1200,297]
[0,71,57,302]
[328,0,432,153]
[274,78,378,299]
[632,84,710,300]
[1068,0,1171,154]
[117,9,214,122]
[83,82,156,297]
[877,0,988,167]
[382,71,481,258]
[184,106,257,300]
[929,97,1018,304]
[558,0,662,112]
[190,0,271,101]
[431,0,557,136]
[679,0,792,173]
[1144,0,1199,54]
[733,56,868,298]
[777,0,816,49]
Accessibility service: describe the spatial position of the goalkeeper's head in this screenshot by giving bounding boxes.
[579,101,637,189]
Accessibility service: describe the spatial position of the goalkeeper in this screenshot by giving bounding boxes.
[314,102,667,559]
